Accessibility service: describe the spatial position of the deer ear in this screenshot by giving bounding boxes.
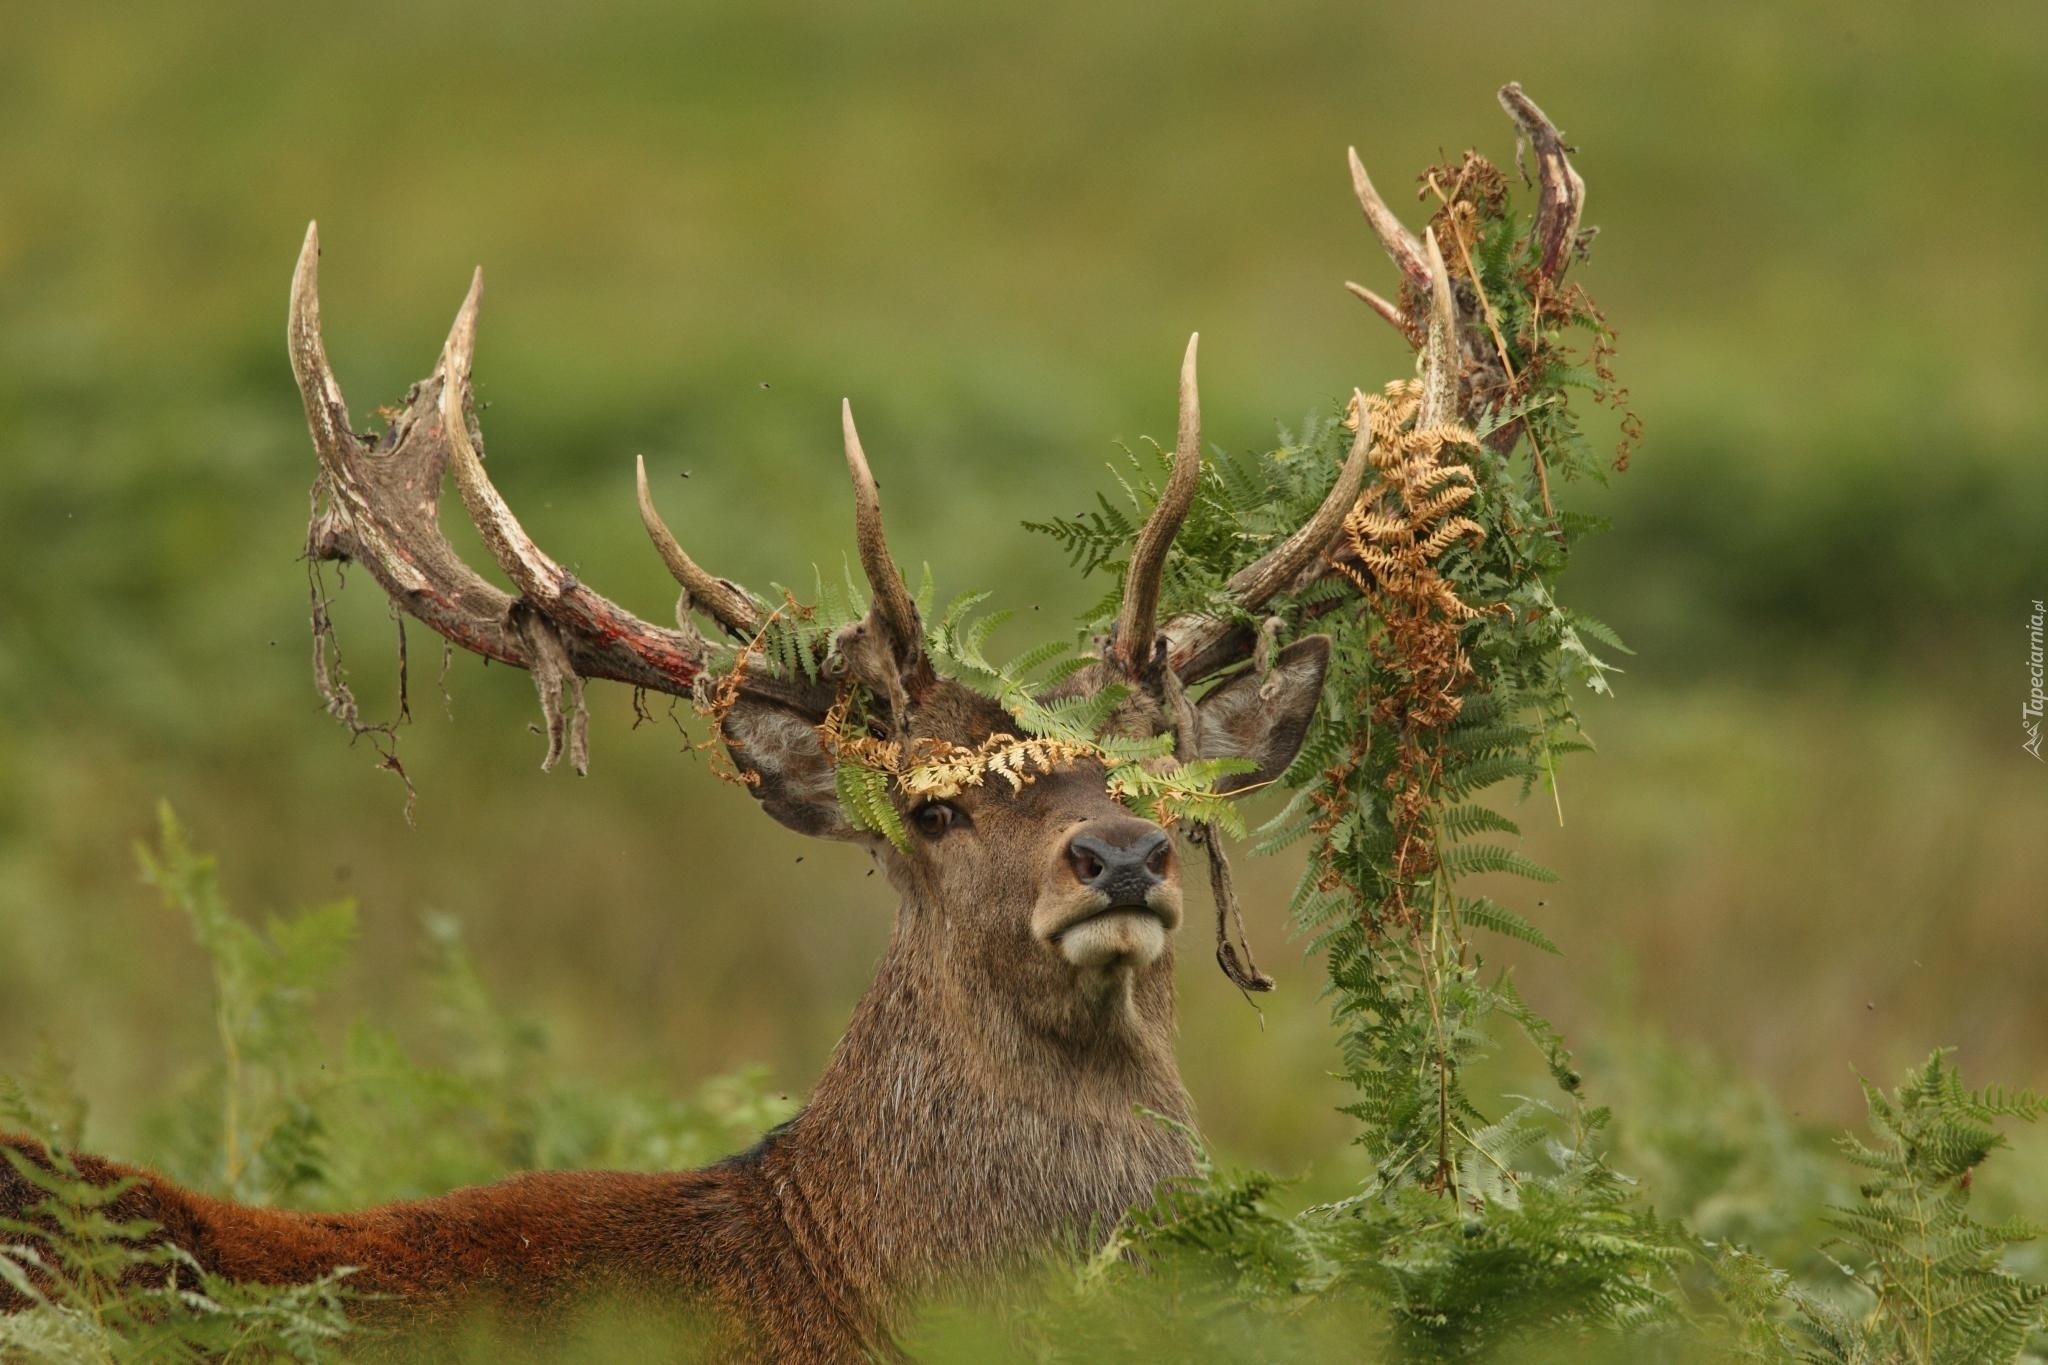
[720,699,865,842]
[1187,635,1331,795]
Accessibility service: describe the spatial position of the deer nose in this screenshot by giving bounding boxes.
[1066,826,1172,906]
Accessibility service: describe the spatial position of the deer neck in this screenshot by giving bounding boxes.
[768,914,1195,1316]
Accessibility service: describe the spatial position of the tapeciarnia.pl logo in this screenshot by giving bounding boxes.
[2027,599,2045,761]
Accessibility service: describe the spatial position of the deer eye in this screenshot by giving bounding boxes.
[912,802,962,840]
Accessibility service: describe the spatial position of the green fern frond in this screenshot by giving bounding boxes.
[834,759,907,852]
[1024,492,1138,574]
[1457,897,1559,954]
[1440,804,1523,840]
[1438,844,1560,884]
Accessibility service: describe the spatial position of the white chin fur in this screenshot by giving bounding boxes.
[1056,911,1167,971]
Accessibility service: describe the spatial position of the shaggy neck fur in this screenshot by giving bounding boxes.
[764,892,1195,1329]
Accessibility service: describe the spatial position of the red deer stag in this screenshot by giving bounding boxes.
[1,85,1585,1363]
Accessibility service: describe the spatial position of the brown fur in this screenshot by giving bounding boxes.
[2,670,1325,1360]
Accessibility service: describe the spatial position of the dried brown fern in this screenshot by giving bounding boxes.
[812,691,1100,803]
[1321,382,1507,934]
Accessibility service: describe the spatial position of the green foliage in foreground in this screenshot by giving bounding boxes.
[928,1052,2046,1364]
[0,805,796,1363]
[0,1140,354,1364]
[3,814,2044,1362]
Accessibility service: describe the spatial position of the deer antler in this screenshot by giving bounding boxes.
[293,224,821,774]
[1498,82,1586,282]
[1109,333,1203,677]
[1416,228,1461,430]
[840,401,922,661]
[298,85,1583,770]
[1346,146,1429,298]
[1163,84,1586,684]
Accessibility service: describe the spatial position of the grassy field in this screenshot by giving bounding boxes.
[3,2,2046,1349]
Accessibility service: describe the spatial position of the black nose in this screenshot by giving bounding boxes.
[1067,825,1172,906]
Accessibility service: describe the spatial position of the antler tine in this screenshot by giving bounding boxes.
[1498,82,1586,283]
[439,319,570,611]
[290,224,356,472]
[1109,333,1203,675]
[1416,228,1461,429]
[1347,146,1430,295]
[635,455,763,639]
[1343,280,1410,338]
[442,264,484,388]
[840,400,922,657]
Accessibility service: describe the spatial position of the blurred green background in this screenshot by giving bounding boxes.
[2,0,2044,1190]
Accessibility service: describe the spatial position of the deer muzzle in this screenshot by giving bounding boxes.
[1036,819,1183,971]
